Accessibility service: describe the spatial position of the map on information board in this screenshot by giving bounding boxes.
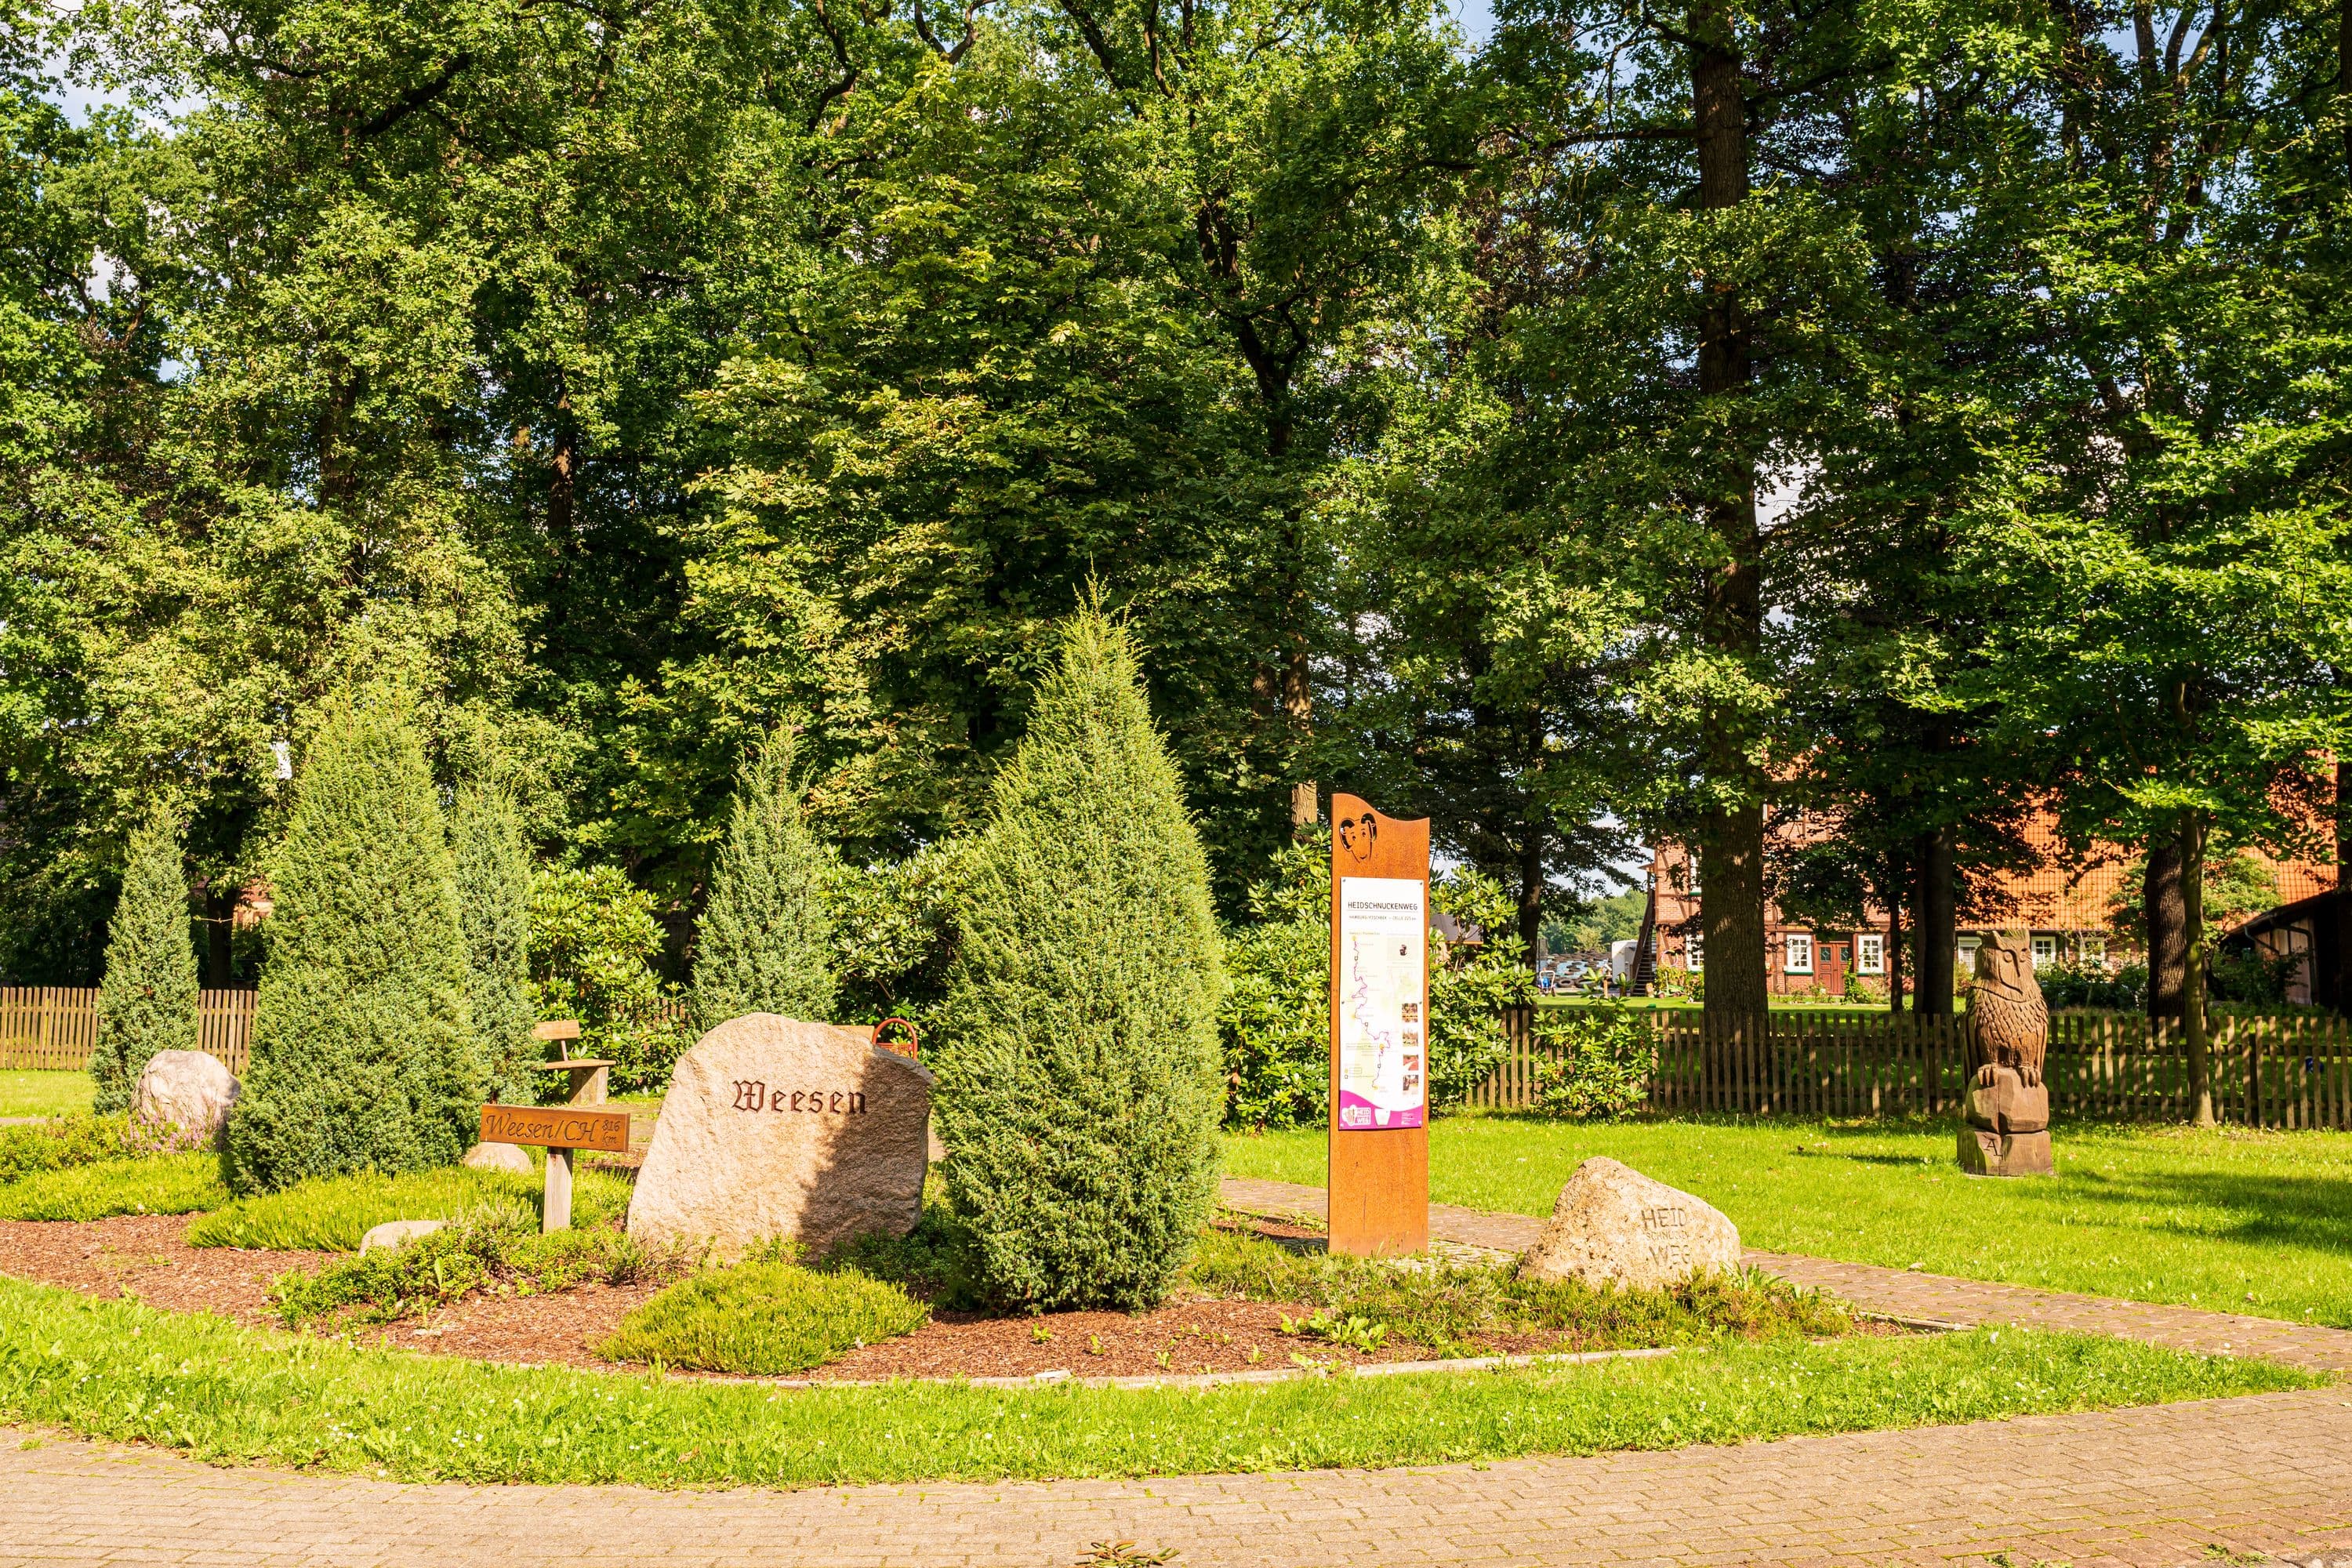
[1336,876,1427,1131]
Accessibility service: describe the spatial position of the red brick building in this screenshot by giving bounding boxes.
[1644,812,2339,1002]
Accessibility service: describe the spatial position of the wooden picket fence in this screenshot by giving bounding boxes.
[196,989,258,1074]
[11,982,2347,1130]
[0,987,97,1072]
[1646,1011,1969,1119]
[0,987,257,1075]
[1468,1004,2352,1128]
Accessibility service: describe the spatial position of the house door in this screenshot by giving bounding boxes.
[1817,941,1848,994]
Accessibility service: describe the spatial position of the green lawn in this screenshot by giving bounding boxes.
[0,1276,2305,1486]
[1225,1113,2352,1328]
[0,1070,91,1120]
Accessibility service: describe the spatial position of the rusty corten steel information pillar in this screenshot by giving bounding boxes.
[1326,793,1431,1257]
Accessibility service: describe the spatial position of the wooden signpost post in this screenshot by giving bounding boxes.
[477,1020,630,1233]
[1327,793,1432,1256]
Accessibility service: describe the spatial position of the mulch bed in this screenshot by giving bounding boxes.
[0,1214,669,1366]
[0,1215,1531,1375]
[806,1300,1573,1382]
[0,1212,1900,1383]
[361,1276,674,1367]
[0,1214,322,1327]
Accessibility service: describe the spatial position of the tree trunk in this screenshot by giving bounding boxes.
[547,421,577,541]
[317,369,361,517]
[1877,845,1911,1011]
[1691,16,1748,212]
[2337,758,2350,1018]
[1518,833,1545,954]
[2145,836,2187,1018]
[2341,0,2351,183]
[1691,5,1767,1027]
[1276,396,1316,835]
[1913,826,1957,1014]
[1698,805,1767,1020]
[539,385,580,647]
[2180,808,2214,1125]
[1885,888,1905,1014]
[202,885,234,988]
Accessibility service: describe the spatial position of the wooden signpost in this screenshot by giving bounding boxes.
[478,1102,631,1155]
[1327,793,1432,1257]
[477,1020,626,1233]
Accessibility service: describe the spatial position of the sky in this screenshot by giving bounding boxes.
[1452,0,1497,44]
[55,0,1505,122]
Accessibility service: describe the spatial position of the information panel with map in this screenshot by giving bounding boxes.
[1335,876,1428,1130]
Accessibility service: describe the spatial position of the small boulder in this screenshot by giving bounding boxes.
[461,1141,534,1176]
[627,1013,933,1258]
[1516,1156,1742,1290]
[131,1050,239,1147]
[358,1218,447,1255]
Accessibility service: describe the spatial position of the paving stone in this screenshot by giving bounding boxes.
[9,1387,2352,1566]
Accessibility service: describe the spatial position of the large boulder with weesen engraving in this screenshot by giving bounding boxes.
[626,1014,931,1258]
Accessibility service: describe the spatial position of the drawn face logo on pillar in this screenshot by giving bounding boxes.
[1338,811,1378,865]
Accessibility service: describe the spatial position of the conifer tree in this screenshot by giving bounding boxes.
[226,691,482,1191]
[91,804,199,1114]
[935,608,1226,1312]
[691,730,837,1033]
[452,785,538,1104]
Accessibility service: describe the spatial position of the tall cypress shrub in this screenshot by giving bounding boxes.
[935,609,1226,1312]
[91,804,199,1114]
[226,691,482,1192]
[691,730,837,1033]
[452,785,538,1104]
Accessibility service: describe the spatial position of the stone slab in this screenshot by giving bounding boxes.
[358,1218,446,1255]
[625,1013,932,1258]
[1516,1156,1741,1290]
[460,1142,533,1175]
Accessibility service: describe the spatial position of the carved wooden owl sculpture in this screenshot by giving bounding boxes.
[1966,930,2049,1087]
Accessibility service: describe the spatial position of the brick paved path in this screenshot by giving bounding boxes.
[8,1180,2352,1566]
[9,1388,2352,1567]
[1221,1176,2352,1373]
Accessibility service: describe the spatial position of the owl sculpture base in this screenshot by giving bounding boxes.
[1958,1065,2053,1178]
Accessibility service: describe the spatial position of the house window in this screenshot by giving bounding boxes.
[1685,933,1704,971]
[1784,933,1813,975]
[2081,935,2107,967]
[1957,936,1981,976]
[2031,935,2057,969]
[1857,933,1886,975]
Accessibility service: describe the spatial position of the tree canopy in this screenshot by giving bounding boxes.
[2,0,2346,1087]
